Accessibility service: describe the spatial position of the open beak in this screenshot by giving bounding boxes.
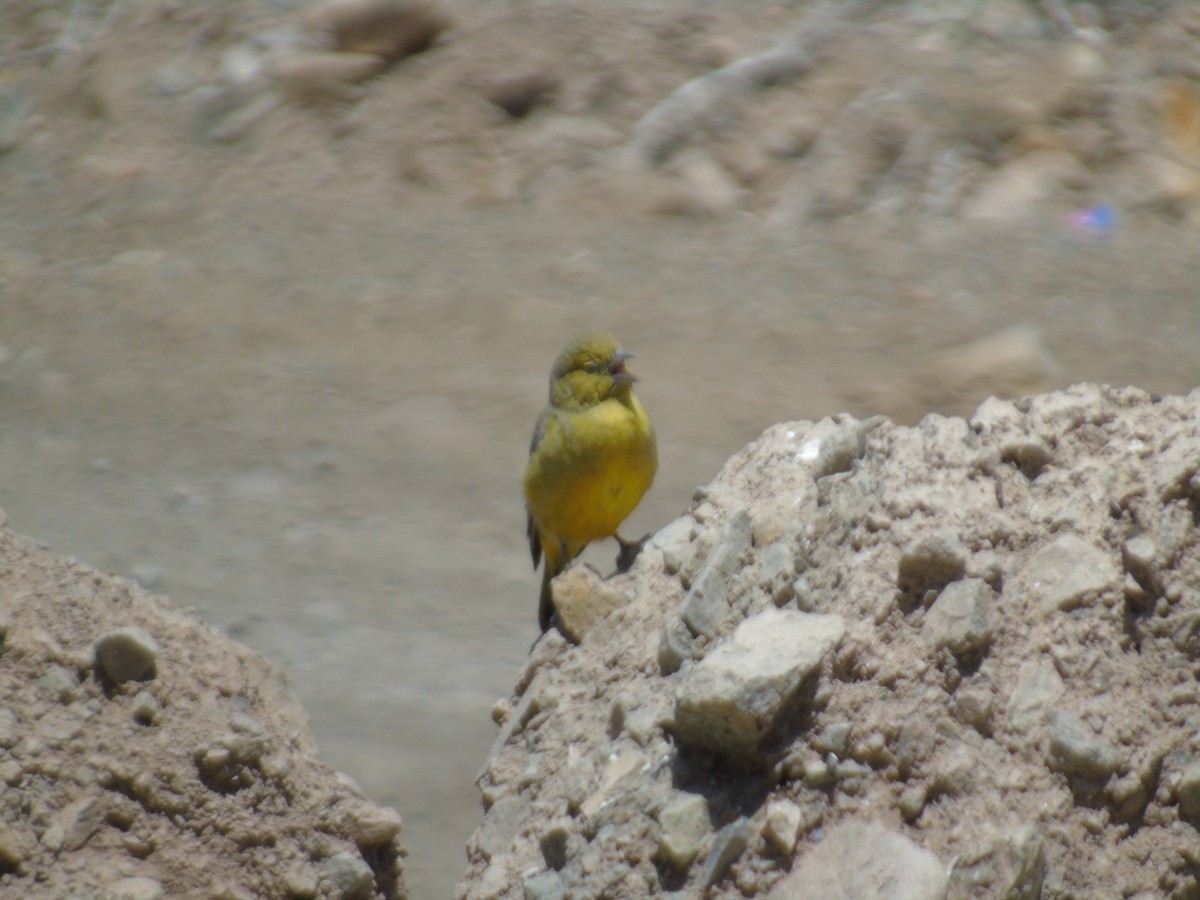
[610,349,637,384]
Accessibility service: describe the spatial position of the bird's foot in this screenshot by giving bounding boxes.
[614,531,651,573]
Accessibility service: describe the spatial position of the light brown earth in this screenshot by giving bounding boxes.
[0,0,1197,896]
[0,521,406,898]
[458,385,1200,898]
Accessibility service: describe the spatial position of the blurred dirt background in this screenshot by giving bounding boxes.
[0,0,1197,895]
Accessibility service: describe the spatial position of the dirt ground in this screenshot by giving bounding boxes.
[0,0,1197,896]
[458,384,1200,899]
[0,523,407,899]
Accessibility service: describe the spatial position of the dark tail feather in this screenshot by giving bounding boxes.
[527,511,541,569]
[538,565,555,632]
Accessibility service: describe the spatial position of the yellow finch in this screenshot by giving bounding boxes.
[523,332,657,632]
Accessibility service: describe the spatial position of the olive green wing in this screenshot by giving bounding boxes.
[525,409,555,569]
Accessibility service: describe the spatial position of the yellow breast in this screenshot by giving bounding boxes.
[524,394,656,555]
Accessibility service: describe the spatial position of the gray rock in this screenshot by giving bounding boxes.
[898,784,927,821]
[0,822,28,870]
[578,748,647,820]
[552,566,630,643]
[699,816,749,888]
[342,802,402,847]
[760,542,795,605]
[1122,535,1160,595]
[679,509,753,638]
[1001,824,1046,900]
[1108,769,1151,823]
[36,665,80,703]
[952,686,994,732]
[652,515,697,576]
[766,820,948,899]
[39,821,65,852]
[658,614,696,675]
[1046,711,1121,780]
[1005,658,1064,729]
[1177,762,1200,823]
[802,758,833,788]
[898,531,967,595]
[523,870,565,900]
[931,742,977,796]
[834,759,871,781]
[895,718,936,779]
[811,721,852,755]
[762,799,802,855]
[473,794,525,862]
[319,850,373,899]
[656,792,711,868]
[793,573,820,612]
[812,419,868,479]
[1014,534,1120,614]
[56,795,107,851]
[38,706,83,743]
[282,865,319,898]
[673,609,845,759]
[131,690,161,725]
[1001,439,1054,479]
[678,525,718,589]
[923,578,993,656]
[95,626,160,684]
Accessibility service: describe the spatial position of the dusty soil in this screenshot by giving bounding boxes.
[0,0,1197,895]
[460,385,1200,898]
[0,519,405,898]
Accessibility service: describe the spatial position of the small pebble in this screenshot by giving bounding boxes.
[762,799,802,855]
[0,823,27,869]
[36,666,79,703]
[283,865,319,899]
[803,758,833,788]
[898,784,927,821]
[95,627,160,684]
[320,850,373,897]
[131,691,160,726]
[700,817,749,888]
[344,803,402,846]
[0,708,18,748]
[1178,763,1200,823]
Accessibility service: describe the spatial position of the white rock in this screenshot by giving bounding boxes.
[657,792,711,868]
[923,578,994,655]
[762,799,802,855]
[766,820,947,899]
[552,566,630,644]
[95,626,160,684]
[1012,534,1121,615]
[678,509,753,639]
[674,608,845,759]
[1006,657,1065,729]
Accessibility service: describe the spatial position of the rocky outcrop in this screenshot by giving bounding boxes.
[459,385,1200,898]
[0,522,406,899]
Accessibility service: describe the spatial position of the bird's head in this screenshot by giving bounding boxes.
[549,331,638,410]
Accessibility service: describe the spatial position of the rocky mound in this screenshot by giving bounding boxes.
[458,384,1200,899]
[0,522,406,899]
